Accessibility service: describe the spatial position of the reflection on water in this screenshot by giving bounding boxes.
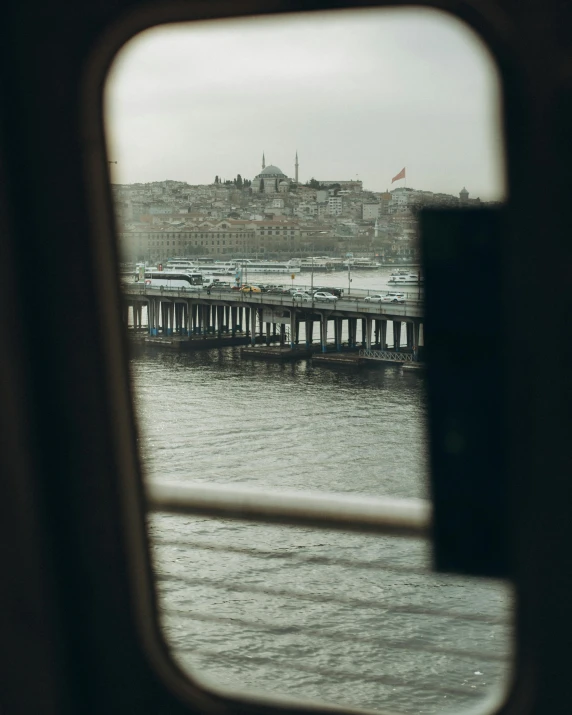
[132,347,511,714]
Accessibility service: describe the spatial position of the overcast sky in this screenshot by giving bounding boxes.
[105,7,505,200]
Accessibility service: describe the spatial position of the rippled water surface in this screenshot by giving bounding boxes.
[131,342,512,714]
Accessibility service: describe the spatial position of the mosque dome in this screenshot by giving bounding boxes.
[259,165,286,177]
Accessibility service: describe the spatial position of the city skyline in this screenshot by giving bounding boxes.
[105,7,506,200]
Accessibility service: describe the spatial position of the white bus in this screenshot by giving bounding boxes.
[134,271,204,290]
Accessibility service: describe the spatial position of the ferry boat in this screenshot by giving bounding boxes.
[165,259,198,271]
[388,272,424,286]
[235,259,298,274]
[297,257,336,272]
[196,263,236,275]
[343,258,382,269]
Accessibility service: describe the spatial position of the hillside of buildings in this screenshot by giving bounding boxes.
[113,168,497,264]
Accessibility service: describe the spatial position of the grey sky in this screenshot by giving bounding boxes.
[105,7,505,199]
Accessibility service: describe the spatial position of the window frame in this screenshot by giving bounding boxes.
[0,0,543,713]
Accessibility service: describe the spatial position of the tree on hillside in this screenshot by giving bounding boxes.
[214,175,219,184]
[236,174,243,189]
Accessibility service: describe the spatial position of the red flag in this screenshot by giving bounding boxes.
[391,167,406,183]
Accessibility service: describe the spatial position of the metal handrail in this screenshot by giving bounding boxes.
[122,284,424,303]
[360,349,414,362]
[147,481,430,537]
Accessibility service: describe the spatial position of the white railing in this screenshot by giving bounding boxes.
[360,349,414,362]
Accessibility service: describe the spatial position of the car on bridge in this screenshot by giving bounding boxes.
[382,292,406,303]
[313,286,344,298]
[364,292,405,303]
[313,291,338,302]
[292,291,312,301]
[267,287,290,295]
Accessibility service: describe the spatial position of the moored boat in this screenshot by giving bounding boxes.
[388,272,424,286]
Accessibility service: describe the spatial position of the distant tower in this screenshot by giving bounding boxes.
[374,218,379,238]
[459,187,469,204]
[295,151,299,183]
[262,151,266,170]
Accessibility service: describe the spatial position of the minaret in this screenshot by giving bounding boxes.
[295,151,299,183]
[262,151,266,170]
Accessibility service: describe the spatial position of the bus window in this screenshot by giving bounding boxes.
[105,7,510,714]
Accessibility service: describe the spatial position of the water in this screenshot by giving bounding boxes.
[131,299,511,715]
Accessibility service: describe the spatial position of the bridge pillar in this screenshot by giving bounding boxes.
[174,303,180,334]
[217,306,224,338]
[406,322,414,349]
[231,307,237,336]
[380,320,387,350]
[290,309,296,350]
[320,313,328,353]
[162,303,167,335]
[225,306,230,333]
[280,323,286,346]
[154,299,160,336]
[266,322,271,346]
[306,317,313,348]
[351,318,358,348]
[257,308,264,341]
[295,317,300,345]
[412,321,420,361]
[168,302,175,336]
[335,317,342,351]
[201,304,208,338]
[361,319,367,347]
[393,320,402,350]
[365,317,372,350]
[251,308,256,346]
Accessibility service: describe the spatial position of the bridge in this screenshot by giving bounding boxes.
[122,285,424,357]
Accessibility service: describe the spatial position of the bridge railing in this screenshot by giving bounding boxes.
[122,284,424,306]
[359,349,415,362]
